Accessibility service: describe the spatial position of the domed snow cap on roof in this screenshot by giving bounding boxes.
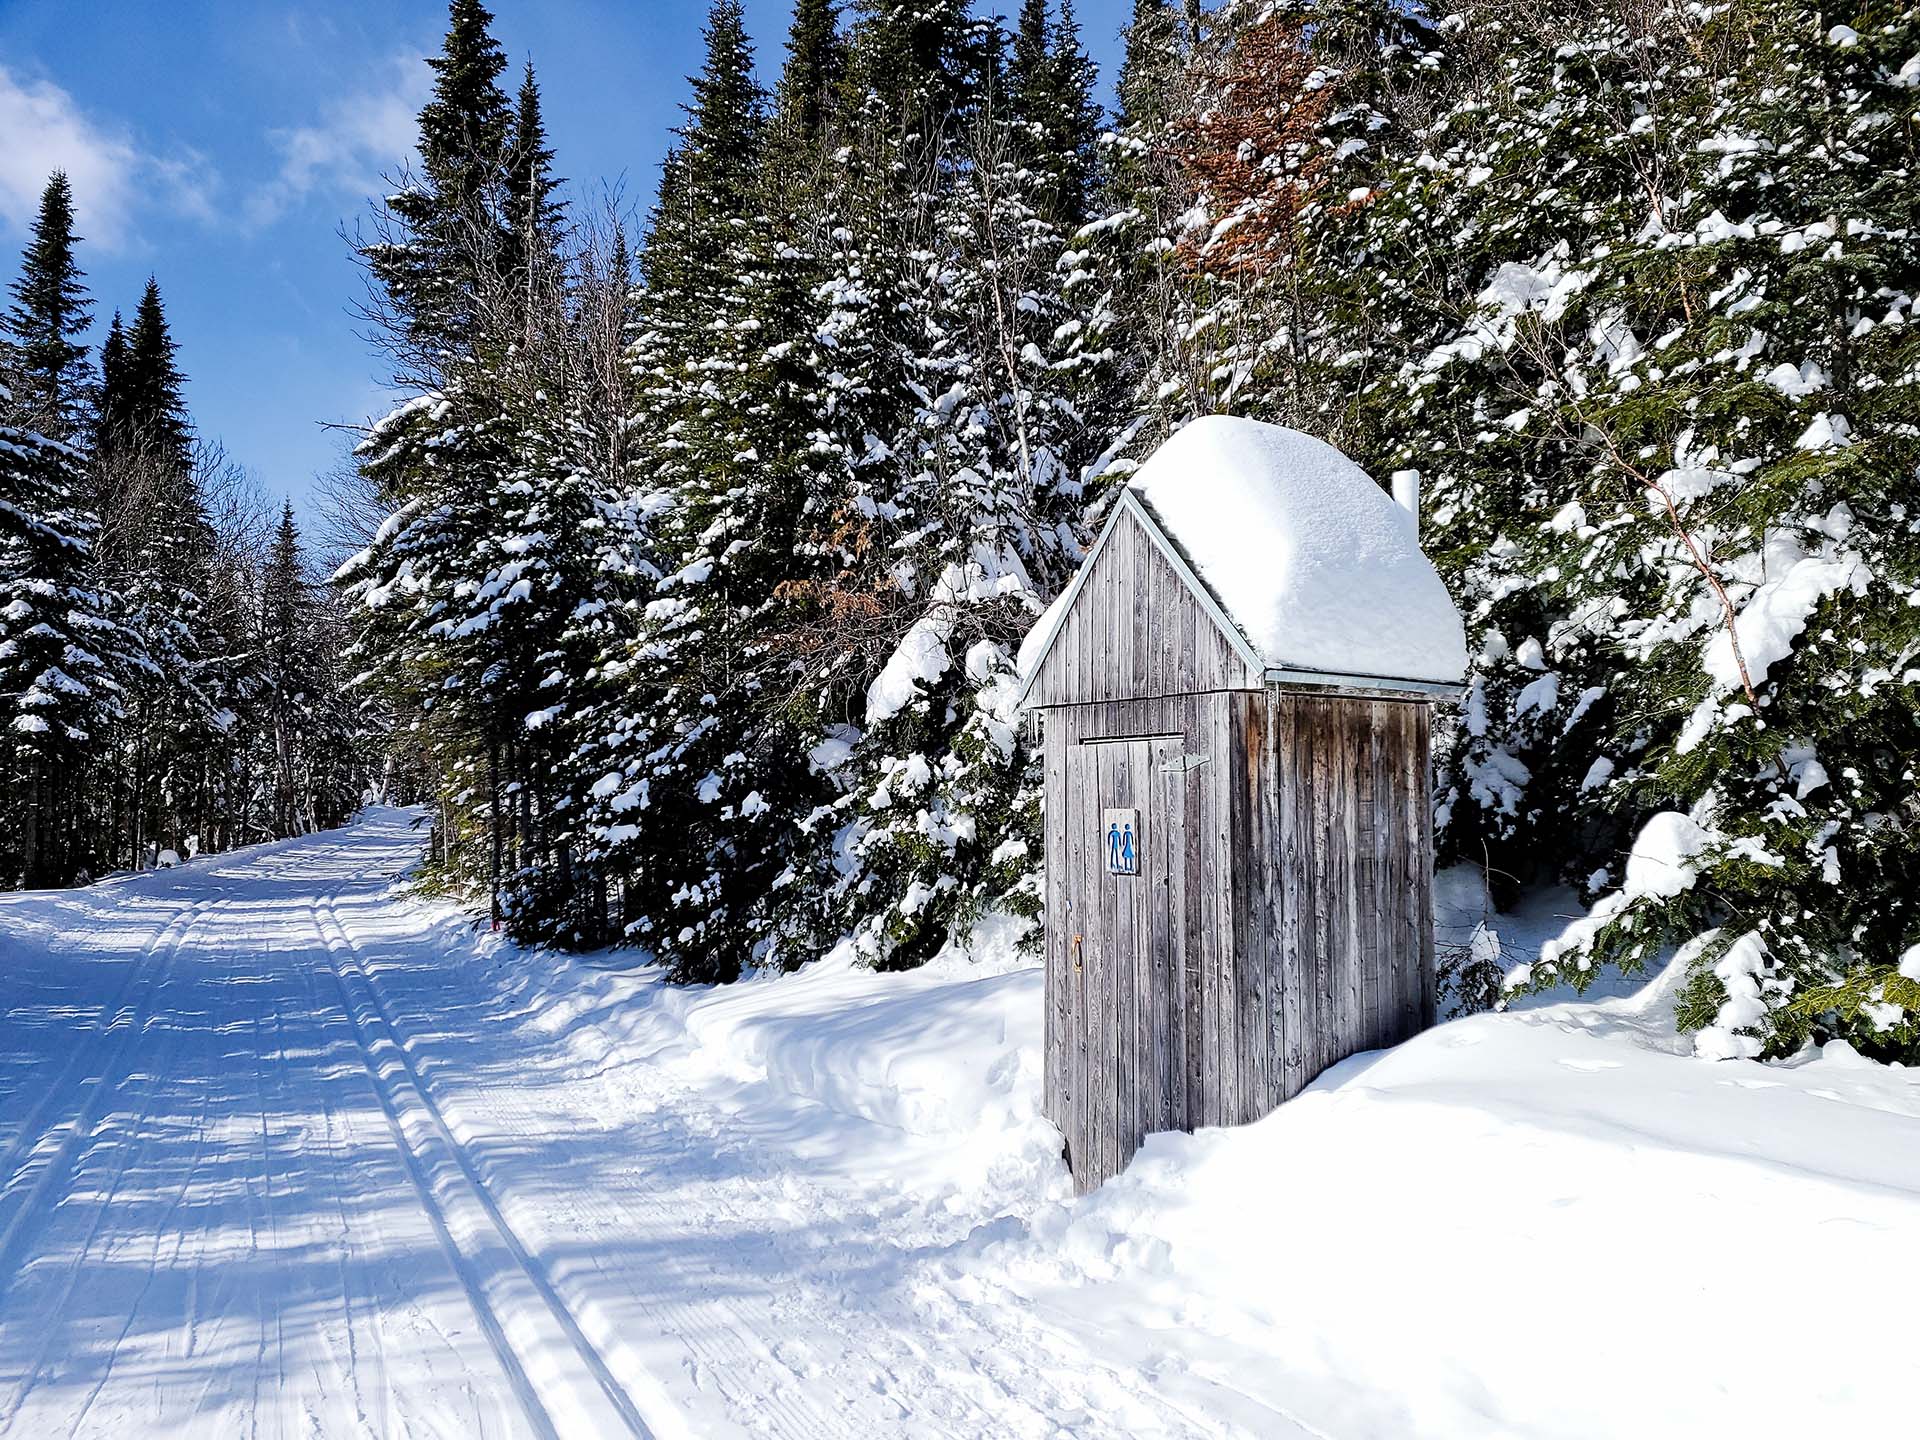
[1127,415,1467,686]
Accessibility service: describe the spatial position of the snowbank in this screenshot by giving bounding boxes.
[952,959,1920,1436]
[1128,415,1468,684]
[478,878,1919,1436]
[501,912,1066,1209]
[494,891,1920,1435]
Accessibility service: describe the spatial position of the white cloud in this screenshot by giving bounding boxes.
[249,55,426,228]
[0,64,223,250]
[0,64,146,246]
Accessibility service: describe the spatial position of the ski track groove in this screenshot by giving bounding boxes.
[312,887,653,1440]
[0,954,189,1432]
[289,899,393,1440]
[360,903,1204,1439]
[0,897,226,1434]
[0,817,1256,1440]
[345,919,847,1440]
[63,1065,214,1437]
[311,903,559,1440]
[0,898,217,1320]
[247,925,286,1440]
[0,897,203,1200]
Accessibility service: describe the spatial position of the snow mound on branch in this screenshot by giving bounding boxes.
[1128,415,1467,684]
[1704,547,1867,693]
[865,614,950,724]
[1622,810,1714,899]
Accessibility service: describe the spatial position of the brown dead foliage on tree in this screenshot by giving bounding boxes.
[1176,12,1339,281]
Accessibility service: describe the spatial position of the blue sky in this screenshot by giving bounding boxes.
[0,1,1132,523]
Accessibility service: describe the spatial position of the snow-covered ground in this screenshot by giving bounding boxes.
[2,810,1916,1436]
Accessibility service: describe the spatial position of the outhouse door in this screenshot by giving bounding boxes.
[1058,732,1193,1185]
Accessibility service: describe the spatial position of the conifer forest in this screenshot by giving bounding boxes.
[5,0,1919,1058]
[5,2,1920,1433]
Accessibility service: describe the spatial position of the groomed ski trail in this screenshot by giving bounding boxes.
[0,810,1300,1439]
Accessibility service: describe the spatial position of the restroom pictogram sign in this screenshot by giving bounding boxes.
[1103,808,1141,876]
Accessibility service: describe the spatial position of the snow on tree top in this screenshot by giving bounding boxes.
[1118,415,1466,687]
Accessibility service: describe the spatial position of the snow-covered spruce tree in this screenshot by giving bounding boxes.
[92,277,221,867]
[463,63,637,943]
[367,0,514,355]
[541,212,655,943]
[774,2,1106,969]
[1284,0,1920,1053]
[345,172,509,900]
[2,173,94,439]
[574,1,821,977]
[293,571,375,833]
[846,8,1107,965]
[259,500,348,836]
[344,7,614,931]
[1064,0,1200,482]
[1478,0,1920,1059]
[0,180,122,885]
[766,0,991,966]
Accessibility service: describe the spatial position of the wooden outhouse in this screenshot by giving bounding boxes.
[1016,416,1467,1190]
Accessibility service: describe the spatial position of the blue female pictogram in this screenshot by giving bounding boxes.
[1120,822,1135,872]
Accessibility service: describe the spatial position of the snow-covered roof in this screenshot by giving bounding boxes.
[1021,416,1467,698]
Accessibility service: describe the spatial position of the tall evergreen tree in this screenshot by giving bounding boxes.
[94,309,129,464]
[261,501,312,835]
[773,0,845,151]
[1043,0,1102,226]
[346,0,520,910]
[97,277,217,864]
[1008,0,1052,110]
[0,176,117,885]
[768,5,1091,968]
[504,60,565,286]
[1,174,92,442]
[1065,0,1197,486]
[580,0,842,976]
[113,279,196,476]
[345,0,634,938]
[372,0,513,351]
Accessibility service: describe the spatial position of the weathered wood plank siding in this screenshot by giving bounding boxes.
[1040,687,1437,1189]
[1024,506,1261,709]
[1262,690,1434,1102]
[1034,623,1438,1190]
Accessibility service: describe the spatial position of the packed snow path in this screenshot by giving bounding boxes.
[0,811,1298,1439]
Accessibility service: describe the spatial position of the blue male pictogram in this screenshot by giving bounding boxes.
[1105,811,1139,875]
